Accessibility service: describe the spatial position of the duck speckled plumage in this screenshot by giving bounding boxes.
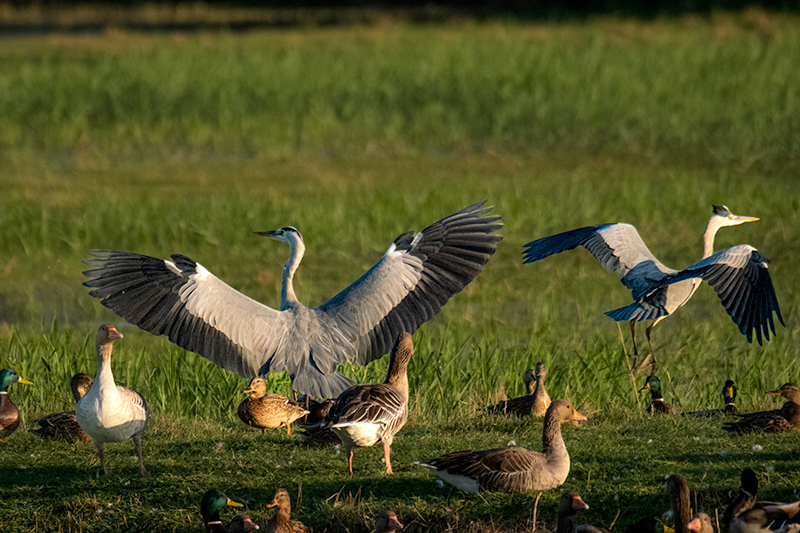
[30,373,93,442]
[264,488,311,533]
[415,399,586,493]
[324,332,412,475]
[76,324,150,476]
[486,363,551,416]
[0,368,33,441]
[641,376,677,415]
[237,377,309,436]
[723,383,800,434]
[725,468,800,533]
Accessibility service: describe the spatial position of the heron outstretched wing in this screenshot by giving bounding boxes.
[664,245,784,344]
[316,201,502,366]
[523,223,678,299]
[83,251,285,377]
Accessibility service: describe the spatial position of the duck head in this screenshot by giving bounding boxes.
[0,368,33,392]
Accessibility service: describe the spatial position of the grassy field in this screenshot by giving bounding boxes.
[1,9,799,533]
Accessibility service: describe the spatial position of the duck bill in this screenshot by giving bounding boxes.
[572,410,588,421]
[639,383,650,392]
[663,526,675,533]
[572,495,590,511]
[767,389,781,396]
[242,388,254,395]
[17,378,33,385]
[226,498,244,508]
[266,500,277,508]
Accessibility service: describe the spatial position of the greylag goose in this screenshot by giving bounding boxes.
[375,511,403,532]
[726,468,800,533]
[641,376,677,415]
[560,491,590,533]
[264,488,311,533]
[522,205,782,374]
[723,383,800,434]
[0,368,33,441]
[228,514,260,533]
[237,377,309,435]
[30,373,93,442]
[82,202,501,398]
[322,332,412,475]
[415,399,586,492]
[687,379,737,417]
[201,489,247,533]
[487,362,551,417]
[687,513,713,533]
[76,324,150,476]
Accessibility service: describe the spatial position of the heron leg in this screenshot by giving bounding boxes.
[134,436,148,476]
[629,320,639,372]
[383,442,394,475]
[346,447,354,475]
[646,323,657,376]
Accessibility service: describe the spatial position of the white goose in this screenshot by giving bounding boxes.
[76,324,150,476]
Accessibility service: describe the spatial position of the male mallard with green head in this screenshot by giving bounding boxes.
[641,376,677,415]
[687,379,737,417]
[0,367,33,441]
[723,383,800,434]
[237,377,309,436]
[30,373,93,442]
[200,489,252,532]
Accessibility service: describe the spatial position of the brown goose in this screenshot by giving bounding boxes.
[323,332,412,475]
[76,324,150,476]
[560,491,590,533]
[229,514,261,533]
[686,513,713,533]
[487,363,551,416]
[374,511,403,532]
[264,488,311,533]
[237,377,309,436]
[415,399,586,492]
[30,373,93,442]
[726,468,800,533]
[723,383,800,434]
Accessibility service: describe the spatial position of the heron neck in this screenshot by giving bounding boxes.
[281,239,305,310]
[702,217,723,259]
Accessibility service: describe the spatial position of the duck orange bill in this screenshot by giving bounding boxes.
[226,498,244,508]
[572,410,588,421]
[242,388,254,394]
[572,495,590,511]
[18,378,33,385]
[686,518,701,532]
[266,500,277,508]
[767,389,781,396]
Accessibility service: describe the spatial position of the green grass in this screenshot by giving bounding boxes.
[0,9,799,533]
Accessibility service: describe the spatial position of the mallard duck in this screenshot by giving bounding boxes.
[324,332,412,475]
[229,514,260,533]
[237,378,309,436]
[725,468,800,533]
[30,373,93,442]
[296,396,333,425]
[641,376,677,415]
[667,474,696,533]
[374,511,403,532]
[723,383,800,434]
[687,379,737,417]
[201,489,247,532]
[75,324,150,476]
[415,399,586,493]
[0,368,33,441]
[486,363,551,416]
[264,488,311,533]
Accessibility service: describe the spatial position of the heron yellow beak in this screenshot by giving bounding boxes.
[18,378,33,385]
[226,498,244,508]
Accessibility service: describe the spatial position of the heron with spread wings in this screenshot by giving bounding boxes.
[83,201,502,398]
[522,205,783,372]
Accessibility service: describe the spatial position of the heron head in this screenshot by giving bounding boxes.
[255,226,303,243]
[712,205,759,227]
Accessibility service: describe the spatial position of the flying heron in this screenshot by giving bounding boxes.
[83,201,502,398]
[522,205,783,372]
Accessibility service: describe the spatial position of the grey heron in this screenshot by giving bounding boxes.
[82,201,502,398]
[522,205,783,372]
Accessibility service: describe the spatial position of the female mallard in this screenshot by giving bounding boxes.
[323,332,412,475]
[264,488,311,533]
[723,383,800,434]
[0,368,33,441]
[641,375,677,415]
[486,363,551,416]
[200,489,251,533]
[76,324,150,476]
[725,469,800,533]
[687,380,737,417]
[237,377,309,436]
[415,399,586,492]
[30,373,93,442]
[374,511,403,532]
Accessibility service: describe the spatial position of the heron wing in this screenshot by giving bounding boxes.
[83,250,285,377]
[666,245,784,344]
[316,201,502,366]
[523,223,678,299]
